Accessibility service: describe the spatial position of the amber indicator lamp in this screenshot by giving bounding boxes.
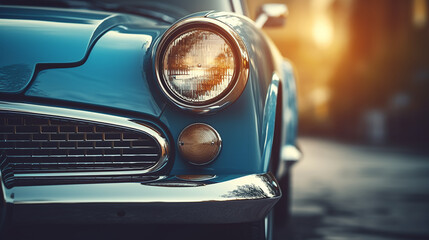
[178,123,222,165]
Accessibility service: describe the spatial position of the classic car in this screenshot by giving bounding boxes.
[0,0,299,239]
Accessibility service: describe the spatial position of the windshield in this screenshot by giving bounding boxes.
[1,0,235,23]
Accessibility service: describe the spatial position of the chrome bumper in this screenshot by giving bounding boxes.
[1,173,281,224]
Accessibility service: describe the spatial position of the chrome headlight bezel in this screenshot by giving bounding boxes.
[155,17,249,114]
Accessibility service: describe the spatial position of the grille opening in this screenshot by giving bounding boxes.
[0,113,166,187]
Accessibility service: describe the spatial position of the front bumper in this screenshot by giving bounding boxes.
[1,173,280,225]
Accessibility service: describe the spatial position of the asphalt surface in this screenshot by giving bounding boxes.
[275,137,429,240]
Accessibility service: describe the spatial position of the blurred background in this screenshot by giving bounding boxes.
[247,0,429,147]
[245,0,429,239]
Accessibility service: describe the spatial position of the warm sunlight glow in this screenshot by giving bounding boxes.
[310,87,330,106]
[413,0,427,28]
[313,15,334,48]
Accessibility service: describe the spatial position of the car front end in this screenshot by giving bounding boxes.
[0,2,287,233]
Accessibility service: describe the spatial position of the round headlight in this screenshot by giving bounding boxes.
[163,29,235,104]
[156,17,249,113]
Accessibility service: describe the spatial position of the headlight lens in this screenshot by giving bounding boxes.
[156,17,249,113]
[162,29,236,104]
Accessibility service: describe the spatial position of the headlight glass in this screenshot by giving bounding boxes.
[162,29,236,104]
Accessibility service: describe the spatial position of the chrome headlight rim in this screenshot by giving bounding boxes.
[155,17,249,114]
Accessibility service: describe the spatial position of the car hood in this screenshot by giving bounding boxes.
[0,6,156,93]
[0,5,171,117]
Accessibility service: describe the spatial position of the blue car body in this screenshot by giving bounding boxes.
[0,1,298,237]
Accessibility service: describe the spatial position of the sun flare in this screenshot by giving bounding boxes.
[313,15,334,48]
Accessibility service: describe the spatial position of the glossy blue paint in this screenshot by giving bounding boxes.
[261,74,279,172]
[160,74,263,175]
[0,6,127,93]
[206,12,278,173]
[211,12,299,171]
[154,13,284,175]
[26,24,167,117]
[281,60,298,146]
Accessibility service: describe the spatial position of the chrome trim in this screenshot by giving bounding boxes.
[281,144,302,163]
[177,123,222,166]
[277,144,302,177]
[255,3,289,29]
[0,171,6,230]
[0,101,169,177]
[155,17,249,114]
[231,0,244,15]
[176,174,216,181]
[5,173,280,224]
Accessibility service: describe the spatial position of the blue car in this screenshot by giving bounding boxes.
[0,0,299,239]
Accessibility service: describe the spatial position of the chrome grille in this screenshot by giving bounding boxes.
[0,103,169,187]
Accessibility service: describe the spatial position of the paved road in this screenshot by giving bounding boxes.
[275,137,429,240]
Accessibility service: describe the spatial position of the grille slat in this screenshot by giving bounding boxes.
[2,138,152,142]
[9,161,157,166]
[7,154,159,158]
[0,113,166,187]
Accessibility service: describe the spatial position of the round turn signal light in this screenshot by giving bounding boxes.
[178,123,222,165]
